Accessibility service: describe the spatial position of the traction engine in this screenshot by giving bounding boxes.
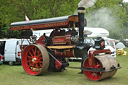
[10,7,120,81]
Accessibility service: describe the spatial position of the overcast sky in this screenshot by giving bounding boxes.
[123,0,128,2]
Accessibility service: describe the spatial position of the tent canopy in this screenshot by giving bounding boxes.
[116,42,126,49]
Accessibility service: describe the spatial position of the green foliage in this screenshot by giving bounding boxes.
[0,0,80,38]
[0,0,128,39]
[0,0,80,22]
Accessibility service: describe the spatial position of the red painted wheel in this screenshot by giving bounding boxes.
[83,57,103,80]
[22,44,49,75]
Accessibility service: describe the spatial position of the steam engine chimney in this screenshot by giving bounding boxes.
[78,7,85,44]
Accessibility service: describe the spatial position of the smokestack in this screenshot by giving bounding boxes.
[78,7,85,44]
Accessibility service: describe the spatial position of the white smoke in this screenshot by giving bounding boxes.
[78,0,96,8]
[86,7,120,33]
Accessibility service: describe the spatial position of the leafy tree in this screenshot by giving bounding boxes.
[0,0,80,38]
[0,0,128,40]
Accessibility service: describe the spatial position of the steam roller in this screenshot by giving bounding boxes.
[10,6,120,81]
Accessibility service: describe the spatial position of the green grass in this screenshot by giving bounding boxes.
[0,52,128,85]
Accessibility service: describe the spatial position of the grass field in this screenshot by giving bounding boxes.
[0,51,128,85]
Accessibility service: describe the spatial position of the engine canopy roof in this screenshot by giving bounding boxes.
[10,15,81,31]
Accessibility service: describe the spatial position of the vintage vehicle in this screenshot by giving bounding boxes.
[10,7,120,81]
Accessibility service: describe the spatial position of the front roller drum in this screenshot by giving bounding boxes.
[83,54,118,81]
[22,44,49,75]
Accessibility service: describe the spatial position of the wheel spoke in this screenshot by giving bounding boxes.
[28,51,33,57]
[38,57,43,60]
[38,67,40,72]
[27,59,32,63]
[39,63,42,67]
[35,47,37,55]
[29,63,33,67]
[31,48,35,56]
[27,56,32,59]
[32,63,35,71]
[35,64,40,72]
[35,65,37,72]
[37,53,42,58]
[38,60,43,63]
[37,50,40,55]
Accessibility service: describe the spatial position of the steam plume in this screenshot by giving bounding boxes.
[86,7,121,39]
[86,7,119,30]
[78,0,96,8]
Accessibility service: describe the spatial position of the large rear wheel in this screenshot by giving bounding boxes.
[22,44,49,75]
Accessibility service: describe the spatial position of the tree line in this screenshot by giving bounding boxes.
[0,0,128,40]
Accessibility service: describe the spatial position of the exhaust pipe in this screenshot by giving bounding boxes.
[78,7,85,44]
